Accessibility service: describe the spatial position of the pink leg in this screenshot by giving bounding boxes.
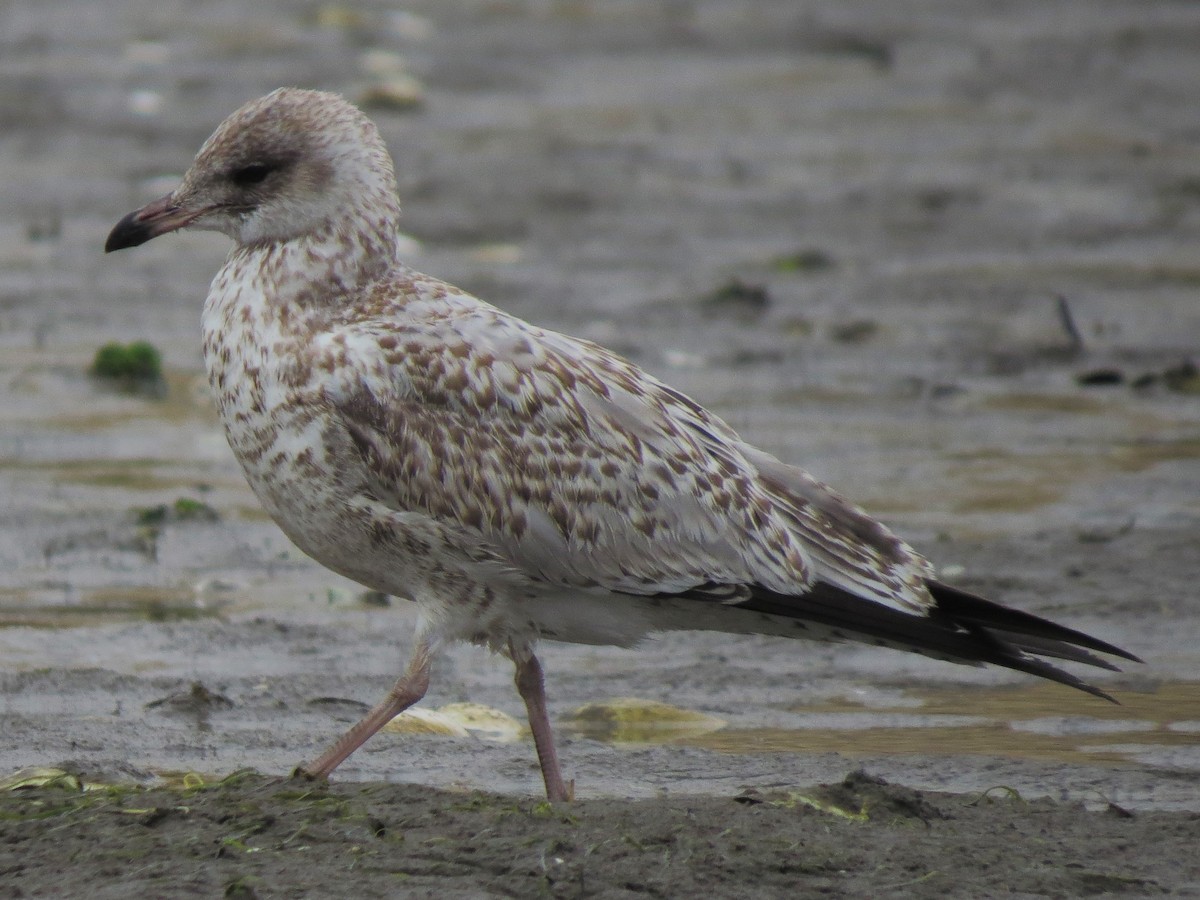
[511,643,573,802]
[299,640,434,779]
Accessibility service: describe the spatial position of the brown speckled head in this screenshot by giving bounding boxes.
[106,88,400,251]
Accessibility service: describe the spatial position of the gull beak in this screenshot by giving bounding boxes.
[105,193,201,252]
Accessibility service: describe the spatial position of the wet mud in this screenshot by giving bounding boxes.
[1,0,1199,895]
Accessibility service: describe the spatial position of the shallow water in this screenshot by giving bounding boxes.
[686,681,1200,770]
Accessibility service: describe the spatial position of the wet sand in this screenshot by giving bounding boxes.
[1,0,1199,896]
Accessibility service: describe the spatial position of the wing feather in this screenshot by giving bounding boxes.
[315,280,932,615]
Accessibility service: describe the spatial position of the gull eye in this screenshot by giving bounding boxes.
[230,162,274,187]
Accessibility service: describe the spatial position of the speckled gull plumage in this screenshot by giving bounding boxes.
[106,88,1139,801]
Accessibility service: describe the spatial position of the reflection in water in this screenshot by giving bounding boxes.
[572,682,1198,770]
[564,697,726,743]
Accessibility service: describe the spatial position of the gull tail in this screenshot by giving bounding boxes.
[730,580,1140,702]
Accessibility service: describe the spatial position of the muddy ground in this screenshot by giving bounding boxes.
[1,0,1199,896]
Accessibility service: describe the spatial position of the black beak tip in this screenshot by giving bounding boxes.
[104,210,151,253]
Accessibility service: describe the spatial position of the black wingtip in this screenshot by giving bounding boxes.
[726,579,1136,703]
[928,580,1141,664]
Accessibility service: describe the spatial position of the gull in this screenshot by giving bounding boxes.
[106,88,1138,801]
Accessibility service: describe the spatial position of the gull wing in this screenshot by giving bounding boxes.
[317,278,934,614]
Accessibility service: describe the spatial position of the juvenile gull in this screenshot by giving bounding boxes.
[106,88,1138,801]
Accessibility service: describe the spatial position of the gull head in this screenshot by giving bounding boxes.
[106,87,399,252]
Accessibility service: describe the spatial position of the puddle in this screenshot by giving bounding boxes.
[744,380,1200,533]
[864,434,1200,528]
[10,458,214,491]
[0,585,222,628]
[578,682,1199,771]
[980,393,1112,416]
[564,697,726,743]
